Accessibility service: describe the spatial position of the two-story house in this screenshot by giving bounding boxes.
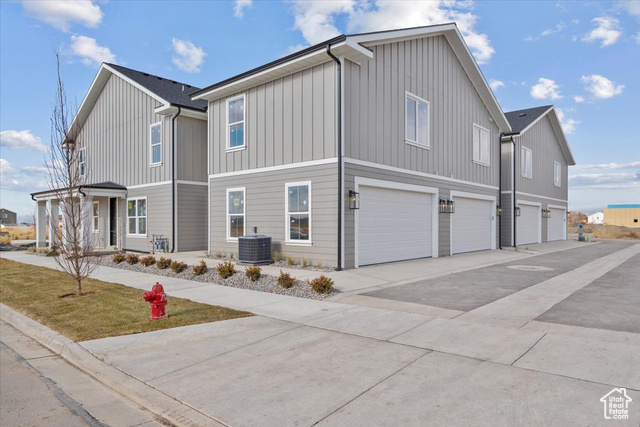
[32,63,208,253]
[191,24,514,268]
[501,106,576,246]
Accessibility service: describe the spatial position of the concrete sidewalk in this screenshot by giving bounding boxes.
[2,242,639,426]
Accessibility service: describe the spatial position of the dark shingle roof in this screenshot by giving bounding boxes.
[504,105,553,134]
[106,63,207,112]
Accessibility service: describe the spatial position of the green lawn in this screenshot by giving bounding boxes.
[0,258,253,341]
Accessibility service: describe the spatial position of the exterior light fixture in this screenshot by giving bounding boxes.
[447,200,455,214]
[348,190,360,210]
[542,209,551,219]
[440,199,455,214]
[497,205,503,216]
[515,206,521,217]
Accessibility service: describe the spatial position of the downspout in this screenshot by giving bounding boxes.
[171,106,181,253]
[498,134,503,250]
[326,44,342,271]
[512,136,517,247]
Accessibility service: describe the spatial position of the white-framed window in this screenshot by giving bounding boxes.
[79,147,86,176]
[92,201,99,232]
[405,92,430,148]
[150,122,162,165]
[554,161,561,187]
[227,95,245,150]
[127,198,147,236]
[226,188,245,240]
[521,146,532,178]
[286,182,311,244]
[472,124,490,166]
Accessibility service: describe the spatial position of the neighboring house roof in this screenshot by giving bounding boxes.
[504,105,576,166]
[0,209,16,214]
[192,23,511,132]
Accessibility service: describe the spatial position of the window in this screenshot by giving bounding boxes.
[79,147,86,176]
[226,188,245,239]
[521,147,532,178]
[92,202,99,232]
[405,92,429,147]
[554,161,561,187]
[473,124,490,166]
[127,198,147,236]
[286,182,311,243]
[150,122,162,165]
[227,95,245,150]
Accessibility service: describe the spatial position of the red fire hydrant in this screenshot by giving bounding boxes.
[143,282,168,321]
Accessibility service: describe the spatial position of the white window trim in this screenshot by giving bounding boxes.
[285,181,312,245]
[404,91,430,149]
[554,161,561,187]
[226,94,246,152]
[521,146,532,179]
[226,187,245,241]
[79,147,86,177]
[472,123,491,167]
[126,197,147,237]
[150,122,162,167]
[92,201,99,233]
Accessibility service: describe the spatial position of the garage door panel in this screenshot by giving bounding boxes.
[548,208,566,241]
[452,197,492,254]
[517,204,540,245]
[358,185,433,266]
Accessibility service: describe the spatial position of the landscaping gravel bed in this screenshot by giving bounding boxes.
[98,257,340,300]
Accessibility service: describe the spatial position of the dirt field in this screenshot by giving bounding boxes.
[569,224,640,240]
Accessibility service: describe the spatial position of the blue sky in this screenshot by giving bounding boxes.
[1,0,638,220]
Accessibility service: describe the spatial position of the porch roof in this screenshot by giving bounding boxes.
[31,181,128,200]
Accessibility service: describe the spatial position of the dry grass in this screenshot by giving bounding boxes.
[0,258,253,342]
[0,228,40,245]
[570,224,640,240]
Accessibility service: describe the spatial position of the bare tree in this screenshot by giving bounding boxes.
[44,52,98,296]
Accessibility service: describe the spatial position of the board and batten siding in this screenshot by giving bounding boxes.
[344,35,500,187]
[177,183,208,251]
[177,116,208,182]
[208,62,337,174]
[514,116,568,201]
[78,74,172,186]
[123,185,172,252]
[209,163,338,267]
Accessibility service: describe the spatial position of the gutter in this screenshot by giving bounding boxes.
[498,133,503,250]
[326,44,343,271]
[171,106,181,252]
[511,135,517,247]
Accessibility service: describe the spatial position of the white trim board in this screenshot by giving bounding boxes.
[505,191,568,204]
[209,158,338,179]
[177,180,208,186]
[127,181,172,190]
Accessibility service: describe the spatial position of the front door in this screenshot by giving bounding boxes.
[109,198,117,246]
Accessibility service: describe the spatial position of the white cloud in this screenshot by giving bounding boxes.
[0,159,48,192]
[581,74,624,99]
[582,17,621,47]
[617,0,640,17]
[0,158,15,176]
[572,161,640,170]
[21,0,103,32]
[0,130,47,153]
[234,0,252,18]
[556,108,579,134]
[633,31,640,44]
[569,172,638,187]
[70,35,116,67]
[530,78,563,100]
[573,95,585,103]
[171,38,206,73]
[541,23,565,36]
[289,0,496,64]
[489,79,504,90]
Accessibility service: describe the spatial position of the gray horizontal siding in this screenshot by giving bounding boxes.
[123,184,172,252]
[177,116,208,182]
[208,61,337,174]
[344,35,500,187]
[177,183,208,251]
[209,164,338,267]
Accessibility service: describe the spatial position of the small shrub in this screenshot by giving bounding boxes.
[316,261,323,269]
[310,275,334,294]
[286,256,297,266]
[245,266,262,282]
[27,246,37,253]
[302,257,309,268]
[215,250,224,259]
[156,257,172,269]
[278,270,295,289]
[126,253,139,265]
[273,251,283,262]
[217,261,236,279]
[170,261,188,273]
[139,255,156,266]
[229,252,235,260]
[193,260,208,275]
[112,253,126,263]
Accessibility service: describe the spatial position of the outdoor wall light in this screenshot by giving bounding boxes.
[348,190,360,210]
[496,205,503,216]
[515,206,521,217]
[542,209,551,219]
[439,199,455,214]
[447,200,455,213]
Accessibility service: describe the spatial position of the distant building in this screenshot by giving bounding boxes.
[0,209,17,226]
[604,204,640,228]
[587,212,604,225]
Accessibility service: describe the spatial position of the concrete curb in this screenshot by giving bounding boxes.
[0,303,227,427]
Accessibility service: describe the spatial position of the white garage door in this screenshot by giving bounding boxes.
[452,197,493,254]
[517,204,540,245]
[358,185,433,266]
[548,208,566,241]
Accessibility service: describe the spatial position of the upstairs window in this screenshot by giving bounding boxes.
[521,147,532,178]
[150,122,162,165]
[405,92,429,147]
[79,147,86,176]
[554,161,561,187]
[286,182,311,243]
[227,95,245,150]
[473,124,490,166]
[127,198,147,236]
[227,188,245,239]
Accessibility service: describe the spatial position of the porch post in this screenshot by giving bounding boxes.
[36,200,47,248]
[48,200,60,249]
[81,196,93,249]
